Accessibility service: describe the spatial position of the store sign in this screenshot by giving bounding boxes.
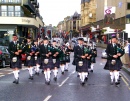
[104,6,116,15]
[22,19,31,23]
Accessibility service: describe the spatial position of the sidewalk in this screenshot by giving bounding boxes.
[122,65,130,75]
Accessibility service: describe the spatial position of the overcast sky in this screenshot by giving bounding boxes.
[38,0,81,26]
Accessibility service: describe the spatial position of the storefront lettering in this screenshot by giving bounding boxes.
[22,19,31,23]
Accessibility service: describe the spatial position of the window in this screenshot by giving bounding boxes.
[1,12,7,16]
[8,0,13,2]
[127,3,130,9]
[8,12,14,16]
[8,6,14,11]
[1,5,7,11]
[15,6,20,11]
[15,12,20,16]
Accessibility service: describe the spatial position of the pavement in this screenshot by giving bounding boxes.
[122,65,130,75]
[0,48,129,101]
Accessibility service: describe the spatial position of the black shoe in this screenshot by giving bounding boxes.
[15,79,19,84]
[81,81,85,86]
[90,70,93,73]
[77,75,79,77]
[61,72,64,75]
[13,79,19,84]
[85,77,88,81]
[13,80,16,83]
[46,81,50,85]
[30,76,33,80]
[115,82,120,86]
[65,69,68,71]
[110,81,114,85]
[54,77,57,81]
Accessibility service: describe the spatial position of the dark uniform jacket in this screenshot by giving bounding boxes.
[8,41,22,59]
[39,44,51,59]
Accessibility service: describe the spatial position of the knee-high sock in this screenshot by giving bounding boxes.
[47,71,51,81]
[53,69,58,77]
[13,70,19,80]
[81,73,85,82]
[91,64,94,70]
[29,68,33,76]
[36,65,40,73]
[84,72,88,78]
[44,71,48,80]
[60,65,65,72]
[65,63,69,70]
[114,72,119,82]
[110,72,114,82]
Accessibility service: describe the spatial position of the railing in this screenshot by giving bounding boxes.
[0,0,21,4]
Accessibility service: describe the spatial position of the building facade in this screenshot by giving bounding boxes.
[57,12,81,38]
[0,0,44,45]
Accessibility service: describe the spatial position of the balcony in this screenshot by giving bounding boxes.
[31,0,37,5]
[23,0,36,13]
[0,0,21,5]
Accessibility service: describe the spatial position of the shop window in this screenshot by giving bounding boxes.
[8,12,14,16]
[15,6,20,11]
[8,0,13,2]
[8,6,14,12]
[1,5,7,11]
[15,12,20,16]
[127,3,130,9]
[1,12,7,16]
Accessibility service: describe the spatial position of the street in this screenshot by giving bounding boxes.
[0,48,130,101]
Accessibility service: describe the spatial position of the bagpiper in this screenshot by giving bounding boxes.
[33,39,41,75]
[74,38,88,86]
[8,34,23,84]
[104,35,124,86]
[89,41,97,73]
[39,37,53,85]
[64,42,73,71]
[51,40,60,81]
[59,44,66,75]
[24,37,35,80]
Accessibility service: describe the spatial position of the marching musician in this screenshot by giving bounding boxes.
[51,40,60,81]
[24,37,35,80]
[74,38,87,86]
[8,34,23,84]
[39,37,52,85]
[104,35,124,86]
[33,39,41,75]
[64,42,73,71]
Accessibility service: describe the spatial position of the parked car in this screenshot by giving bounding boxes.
[101,49,107,59]
[0,46,10,68]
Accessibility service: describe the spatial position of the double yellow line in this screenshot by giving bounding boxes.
[121,73,130,90]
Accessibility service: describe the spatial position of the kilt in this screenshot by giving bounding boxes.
[10,57,22,69]
[91,56,96,63]
[41,57,53,69]
[87,59,91,69]
[75,58,88,72]
[24,56,35,67]
[60,56,66,65]
[52,59,60,69]
[34,56,41,65]
[104,59,122,71]
[65,55,70,62]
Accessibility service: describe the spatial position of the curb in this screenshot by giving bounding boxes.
[122,66,130,75]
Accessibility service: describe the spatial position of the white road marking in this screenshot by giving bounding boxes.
[0,75,5,77]
[43,95,52,101]
[7,72,13,74]
[59,77,69,87]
